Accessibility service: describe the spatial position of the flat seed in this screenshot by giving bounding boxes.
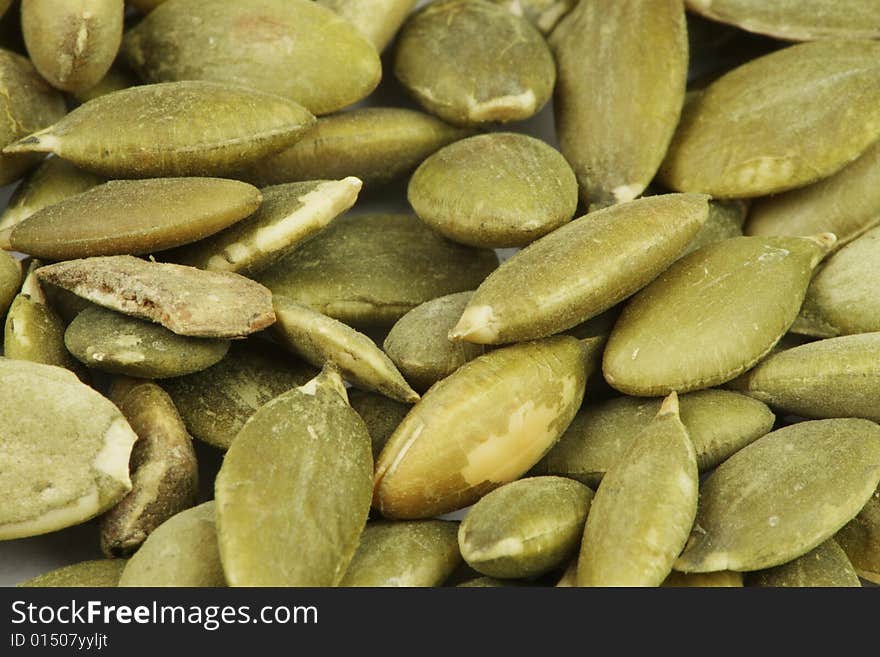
[533,389,775,487]
[488,0,574,33]
[166,178,361,276]
[0,359,137,540]
[0,178,262,260]
[408,133,578,248]
[18,559,127,587]
[731,333,880,423]
[374,336,590,519]
[272,296,419,403]
[577,393,698,587]
[348,390,411,460]
[215,366,373,586]
[318,0,416,52]
[0,251,22,323]
[121,0,381,115]
[835,488,880,584]
[161,340,316,450]
[118,501,226,587]
[661,571,743,587]
[603,234,834,396]
[383,291,485,393]
[257,213,498,328]
[551,0,688,209]
[681,199,748,257]
[394,0,555,126]
[22,0,123,93]
[36,256,276,338]
[676,419,880,573]
[660,40,880,197]
[100,379,198,557]
[451,194,709,345]
[459,476,593,579]
[3,81,316,178]
[340,520,461,587]
[685,0,880,41]
[747,539,861,587]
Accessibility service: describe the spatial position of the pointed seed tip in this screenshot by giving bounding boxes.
[659,391,680,416]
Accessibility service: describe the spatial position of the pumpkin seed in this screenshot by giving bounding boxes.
[348,389,412,460]
[0,250,20,319]
[457,576,510,587]
[836,488,880,584]
[747,539,861,587]
[408,133,578,247]
[318,0,416,52]
[72,62,138,104]
[661,570,743,587]
[19,559,127,587]
[681,199,748,257]
[451,194,709,345]
[488,0,574,33]
[394,0,555,126]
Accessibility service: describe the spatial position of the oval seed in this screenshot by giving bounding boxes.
[166,178,361,276]
[374,336,590,519]
[488,0,574,33]
[451,194,709,345]
[747,539,861,588]
[660,40,880,197]
[459,476,593,579]
[100,379,198,557]
[122,0,381,115]
[318,0,416,52]
[348,389,411,460]
[394,0,555,126]
[0,359,137,540]
[22,0,123,93]
[215,367,373,586]
[550,0,687,208]
[257,213,498,328]
[19,559,127,587]
[603,234,833,396]
[661,571,743,587]
[676,419,880,573]
[340,520,461,587]
[577,393,699,587]
[118,501,226,587]
[408,133,578,248]
[3,81,316,178]
[0,178,262,260]
[835,488,880,584]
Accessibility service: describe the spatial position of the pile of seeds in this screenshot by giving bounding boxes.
[1,0,879,588]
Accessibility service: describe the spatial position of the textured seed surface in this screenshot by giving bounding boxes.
[489,0,574,33]
[835,488,880,584]
[72,63,137,104]
[100,380,198,557]
[348,390,411,460]
[36,256,276,338]
[661,40,880,197]
[661,570,743,587]
[394,0,555,126]
[383,291,484,393]
[551,0,687,208]
[122,0,381,115]
[318,0,416,51]
[215,368,373,586]
[0,359,136,540]
[374,336,589,519]
[0,178,262,260]
[340,520,461,587]
[577,394,698,587]
[681,199,748,257]
[408,133,578,247]
[3,81,316,178]
[604,235,832,396]
[22,0,123,93]
[748,539,861,587]
[119,501,225,587]
[452,194,709,345]
[258,213,498,328]
[676,419,880,573]
[459,476,593,579]
[19,559,126,587]
[167,178,360,276]
[534,389,774,486]
[0,250,21,319]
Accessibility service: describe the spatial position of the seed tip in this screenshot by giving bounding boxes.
[0,227,12,250]
[659,391,679,416]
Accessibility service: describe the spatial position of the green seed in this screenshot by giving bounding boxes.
[348,389,412,460]
[459,476,593,579]
[488,0,574,33]
[408,133,578,248]
[118,501,226,587]
[0,250,20,319]
[661,40,880,197]
[603,234,834,396]
[0,359,137,540]
[577,393,698,587]
[661,570,743,587]
[0,178,262,260]
[122,0,381,115]
[36,256,276,338]
[19,559,127,587]
[318,0,416,52]
[747,539,861,588]
[3,81,316,178]
[72,62,138,104]
[676,419,880,573]
[374,336,590,519]
[166,178,361,276]
[835,487,880,584]
[681,199,748,257]
[215,366,373,586]
[340,520,461,587]
[257,213,498,328]
[451,194,709,345]
[533,389,775,487]
[551,0,688,209]
[394,0,555,126]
